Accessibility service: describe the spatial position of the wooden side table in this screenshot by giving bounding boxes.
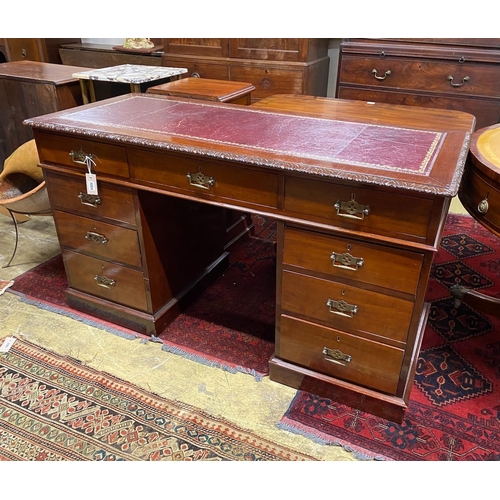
[452,123,500,318]
[72,64,188,104]
[147,77,255,105]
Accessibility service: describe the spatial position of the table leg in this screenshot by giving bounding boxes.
[130,83,141,93]
[450,284,500,319]
[79,80,90,105]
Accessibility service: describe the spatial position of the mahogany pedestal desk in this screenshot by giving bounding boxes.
[147,77,255,105]
[25,94,474,423]
[452,124,500,318]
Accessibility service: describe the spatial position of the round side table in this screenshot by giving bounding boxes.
[451,123,500,317]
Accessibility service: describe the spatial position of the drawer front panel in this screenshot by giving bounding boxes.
[45,171,136,225]
[161,57,229,80]
[459,165,500,235]
[63,250,149,312]
[337,87,500,131]
[283,227,423,295]
[54,210,142,268]
[129,149,279,209]
[281,270,413,343]
[36,131,130,178]
[279,315,404,394]
[339,55,500,97]
[284,176,433,240]
[229,65,304,99]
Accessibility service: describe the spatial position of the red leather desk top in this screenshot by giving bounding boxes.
[25,94,472,196]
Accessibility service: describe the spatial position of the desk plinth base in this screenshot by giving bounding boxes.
[65,251,230,336]
[269,303,430,424]
[269,357,408,423]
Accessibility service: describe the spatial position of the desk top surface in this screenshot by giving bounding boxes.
[72,64,188,84]
[25,94,475,196]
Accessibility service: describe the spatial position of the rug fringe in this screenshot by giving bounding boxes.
[276,419,388,461]
[8,290,265,381]
[160,342,264,381]
[9,291,145,341]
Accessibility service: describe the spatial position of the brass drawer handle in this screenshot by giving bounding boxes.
[94,275,116,288]
[447,75,470,87]
[372,68,391,80]
[85,231,108,245]
[70,149,96,165]
[331,251,364,271]
[78,192,102,207]
[477,193,489,214]
[334,194,370,220]
[187,170,215,190]
[326,298,358,318]
[322,347,352,366]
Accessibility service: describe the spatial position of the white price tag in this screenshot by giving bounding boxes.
[0,336,16,352]
[86,173,98,195]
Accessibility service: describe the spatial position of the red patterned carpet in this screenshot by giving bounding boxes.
[7,213,500,460]
[279,214,500,461]
[7,215,276,379]
[0,338,314,461]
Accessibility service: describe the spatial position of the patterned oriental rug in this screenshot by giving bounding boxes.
[279,214,500,461]
[7,215,277,380]
[0,338,314,461]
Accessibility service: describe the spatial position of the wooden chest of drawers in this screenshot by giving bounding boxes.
[26,93,473,422]
[161,38,330,101]
[337,38,500,129]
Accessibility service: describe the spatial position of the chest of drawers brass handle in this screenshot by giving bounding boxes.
[477,193,489,214]
[447,75,470,87]
[326,298,358,318]
[372,68,391,80]
[334,194,370,220]
[94,275,116,288]
[331,251,364,271]
[78,192,102,207]
[85,231,108,245]
[187,170,215,190]
[322,347,352,366]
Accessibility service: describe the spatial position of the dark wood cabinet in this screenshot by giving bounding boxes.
[59,43,163,68]
[161,38,330,101]
[336,38,500,130]
[59,39,330,101]
[3,38,80,63]
[0,61,85,169]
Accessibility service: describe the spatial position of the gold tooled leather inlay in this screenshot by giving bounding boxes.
[477,128,500,169]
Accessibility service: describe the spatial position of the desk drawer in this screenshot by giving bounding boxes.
[36,131,130,178]
[459,163,500,235]
[45,171,137,225]
[339,55,500,97]
[279,315,404,395]
[161,56,229,80]
[54,210,142,268]
[63,250,149,312]
[283,226,423,295]
[284,176,433,241]
[281,270,413,343]
[129,149,279,209]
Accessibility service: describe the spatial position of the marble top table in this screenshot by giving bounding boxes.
[72,64,188,104]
